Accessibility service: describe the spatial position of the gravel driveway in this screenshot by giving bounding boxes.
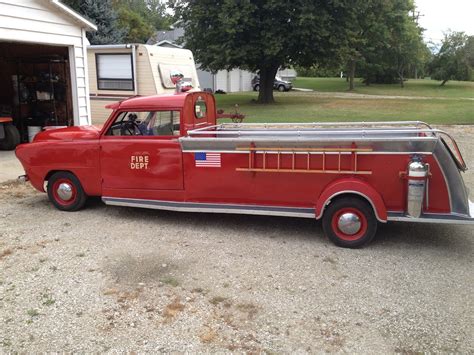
[0,126,473,352]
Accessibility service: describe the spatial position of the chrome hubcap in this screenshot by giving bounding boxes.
[57,183,73,201]
[338,213,361,235]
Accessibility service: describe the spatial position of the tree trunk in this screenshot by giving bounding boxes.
[348,60,356,91]
[440,79,448,86]
[257,65,279,104]
[398,67,405,88]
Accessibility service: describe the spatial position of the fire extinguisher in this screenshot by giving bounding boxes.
[406,158,429,218]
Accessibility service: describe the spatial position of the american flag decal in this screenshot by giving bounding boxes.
[194,152,221,167]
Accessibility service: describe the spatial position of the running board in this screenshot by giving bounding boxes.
[102,197,316,219]
[387,211,474,225]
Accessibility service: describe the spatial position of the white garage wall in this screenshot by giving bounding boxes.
[229,69,240,92]
[196,67,214,91]
[0,0,93,125]
[215,71,228,92]
[241,70,254,91]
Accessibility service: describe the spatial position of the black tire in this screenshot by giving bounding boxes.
[322,196,377,248]
[277,85,286,92]
[47,171,87,211]
[253,84,260,92]
[1,124,21,150]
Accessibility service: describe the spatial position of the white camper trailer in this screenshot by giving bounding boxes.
[88,44,200,123]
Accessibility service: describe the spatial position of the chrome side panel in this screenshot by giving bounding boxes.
[180,137,438,154]
[433,140,470,216]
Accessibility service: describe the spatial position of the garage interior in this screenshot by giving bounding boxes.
[0,41,73,143]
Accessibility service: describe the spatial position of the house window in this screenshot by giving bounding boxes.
[96,54,134,91]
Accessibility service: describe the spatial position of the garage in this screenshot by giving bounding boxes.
[0,0,96,149]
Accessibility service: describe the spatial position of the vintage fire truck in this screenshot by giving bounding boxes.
[15,85,473,247]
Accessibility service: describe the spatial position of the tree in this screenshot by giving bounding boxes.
[337,0,427,89]
[172,0,347,104]
[63,0,125,44]
[339,0,379,90]
[113,0,172,31]
[389,2,424,87]
[117,7,155,43]
[429,32,473,85]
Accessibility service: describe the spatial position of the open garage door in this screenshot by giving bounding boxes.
[0,42,73,145]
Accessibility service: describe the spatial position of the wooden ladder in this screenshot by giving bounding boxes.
[236,146,372,175]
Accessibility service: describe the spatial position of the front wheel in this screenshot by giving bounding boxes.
[322,197,377,248]
[253,84,260,92]
[47,172,87,211]
[277,85,286,92]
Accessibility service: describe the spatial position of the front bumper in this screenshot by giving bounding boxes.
[17,174,29,183]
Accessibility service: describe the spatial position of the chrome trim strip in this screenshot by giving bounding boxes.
[187,127,442,137]
[102,197,316,219]
[315,190,386,223]
[183,150,433,156]
[190,121,432,130]
[180,137,438,144]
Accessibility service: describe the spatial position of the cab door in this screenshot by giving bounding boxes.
[100,110,184,191]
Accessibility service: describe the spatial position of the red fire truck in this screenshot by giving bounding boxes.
[15,90,473,247]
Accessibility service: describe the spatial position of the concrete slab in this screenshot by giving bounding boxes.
[0,150,23,183]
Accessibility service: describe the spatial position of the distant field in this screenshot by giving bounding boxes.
[214,78,474,125]
[293,77,474,99]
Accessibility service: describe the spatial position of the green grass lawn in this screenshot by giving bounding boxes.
[293,77,474,98]
[214,78,474,125]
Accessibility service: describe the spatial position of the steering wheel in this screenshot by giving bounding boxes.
[118,121,142,136]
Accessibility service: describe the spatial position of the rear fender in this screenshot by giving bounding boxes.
[315,178,387,222]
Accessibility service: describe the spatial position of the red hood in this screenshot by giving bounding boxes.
[33,125,102,142]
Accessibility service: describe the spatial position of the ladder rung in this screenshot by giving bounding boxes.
[237,147,373,152]
[241,145,371,175]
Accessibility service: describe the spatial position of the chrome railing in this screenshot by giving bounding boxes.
[185,121,466,171]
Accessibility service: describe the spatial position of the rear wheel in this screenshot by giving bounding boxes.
[253,84,260,92]
[322,197,377,248]
[47,172,87,211]
[0,124,21,150]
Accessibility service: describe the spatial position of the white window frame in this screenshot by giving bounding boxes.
[96,53,134,91]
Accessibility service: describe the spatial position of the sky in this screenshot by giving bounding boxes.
[415,0,474,44]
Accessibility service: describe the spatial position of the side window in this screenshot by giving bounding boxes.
[107,111,180,136]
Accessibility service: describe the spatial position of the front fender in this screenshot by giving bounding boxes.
[315,178,388,222]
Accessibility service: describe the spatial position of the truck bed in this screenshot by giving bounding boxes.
[181,121,466,169]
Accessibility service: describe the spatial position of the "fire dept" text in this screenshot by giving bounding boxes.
[130,155,149,169]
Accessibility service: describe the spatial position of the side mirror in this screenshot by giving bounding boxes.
[170,70,184,85]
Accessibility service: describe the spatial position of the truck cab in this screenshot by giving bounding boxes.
[99,92,215,193]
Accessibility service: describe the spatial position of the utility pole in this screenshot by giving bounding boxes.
[410,6,425,79]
